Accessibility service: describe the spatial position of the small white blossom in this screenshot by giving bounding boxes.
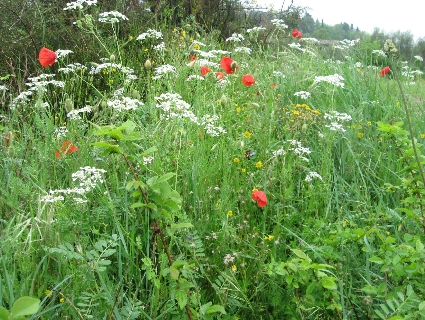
[98,11,128,23]
[294,91,311,99]
[324,111,352,122]
[186,75,204,81]
[63,0,97,11]
[226,33,244,42]
[325,122,346,132]
[305,171,323,182]
[143,156,154,165]
[247,27,266,33]
[153,42,165,51]
[40,194,64,203]
[53,126,68,139]
[152,64,177,80]
[234,47,252,54]
[271,19,288,29]
[313,74,345,88]
[107,97,144,112]
[71,167,107,192]
[414,55,423,62]
[372,50,386,57]
[0,85,8,91]
[136,29,163,41]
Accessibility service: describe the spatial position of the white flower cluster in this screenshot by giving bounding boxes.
[63,0,97,11]
[355,62,363,68]
[40,167,106,203]
[313,74,345,88]
[143,156,154,166]
[273,71,286,78]
[58,63,87,74]
[200,115,227,137]
[305,171,323,182]
[67,105,93,120]
[287,140,311,162]
[223,253,237,265]
[186,75,204,81]
[53,126,68,139]
[155,93,197,123]
[98,11,128,23]
[234,47,252,54]
[414,55,423,62]
[153,42,165,51]
[272,147,286,157]
[324,111,352,133]
[372,50,386,57]
[335,39,360,50]
[193,50,216,58]
[209,49,231,55]
[271,19,288,29]
[89,63,134,75]
[72,166,107,192]
[300,37,319,43]
[247,27,266,33]
[226,33,244,42]
[0,85,8,91]
[55,49,74,59]
[324,111,352,122]
[188,58,219,69]
[136,29,163,41]
[152,64,177,80]
[107,97,144,112]
[294,91,311,99]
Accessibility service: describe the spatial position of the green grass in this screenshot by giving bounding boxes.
[1,8,425,320]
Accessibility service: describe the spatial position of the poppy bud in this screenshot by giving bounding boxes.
[231,61,238,71]
[65,98,74,112]
[131,89,141,99]
[110,54,116,62]
[144,59,152,69]
[220,94,228,105]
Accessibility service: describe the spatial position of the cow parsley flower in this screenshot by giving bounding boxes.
[98,11,128,23]
[152,64,177,80]
[305,171,323,182]
[414,55,423,61]
[63,0,97,11]
[226,33,244,42]
[107,97,144,112]
[71,166,107,192]
[313,74,345,88]
[271,19,288,29]
[136,29,163,41]
[294,91,311,99]
[234,47,252,54]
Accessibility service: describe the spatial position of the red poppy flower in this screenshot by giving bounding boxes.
[201,66,211,77]
[242,74,255,86]
[4,132,17,145]
[190,54,197,62]
[38,47,57,67]
[215,72,225,80]
[252,190,267,208]
[379,66,391,76]
[270,83,277,89]
[292,28,302,39]
[221,56,238,74]
[56,140,78,158]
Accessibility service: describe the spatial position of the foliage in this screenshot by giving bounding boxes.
[1,1,425,319]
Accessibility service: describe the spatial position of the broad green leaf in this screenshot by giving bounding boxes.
[11,297,40,317]
[321,277,337,290]
[206,304,226,315]
[0,307,9,320]
[176,290,187,310]
[369,256,384,264]
[416,239,424,252]
[169,266,179,280]
[170,223,193,234]
[291,249,311,262]
[91,142,122,154]
[156,172,176,184]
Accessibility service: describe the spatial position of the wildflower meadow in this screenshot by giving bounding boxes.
[1,1,425,319]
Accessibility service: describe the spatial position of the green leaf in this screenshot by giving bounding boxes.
[369,256,384,264]
[170,223,193,235]
[416,239,424,252]
[156,172,176,184]
[91,141,122,154]
[169,266,179,280]
[290,249,311,262]
[0,307,9,320]
[10,297,40,317]
[321,276,337,290]
[205,304,226,315]
[176,290,187,310]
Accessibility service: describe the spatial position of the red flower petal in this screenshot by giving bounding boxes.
[190,54,197,62]
[201,66,211,77]
[215,72,225,80]
[221,56,238,74]
[242,74,255,87]
[252,190,267,207]
[292,28,299,37]
[38,47,57,67]
[379,66,391,76]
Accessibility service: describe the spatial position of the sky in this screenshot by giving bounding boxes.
[269,0,425,41]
